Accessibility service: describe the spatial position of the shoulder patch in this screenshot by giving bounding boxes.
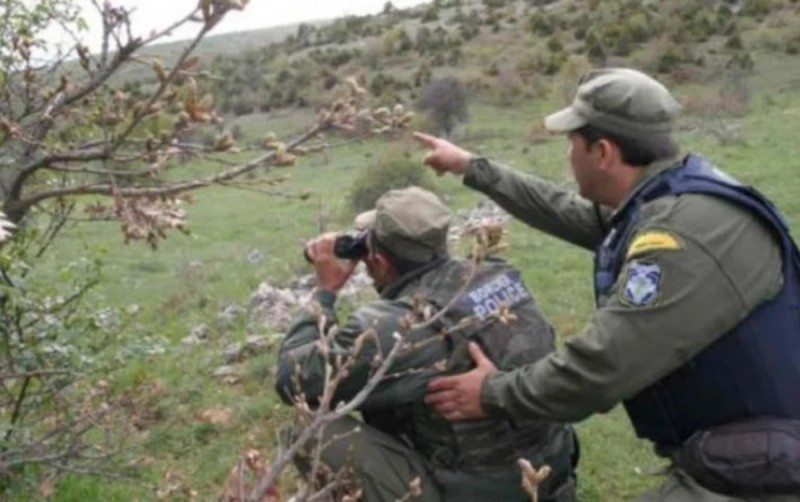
[621,261,662,307]
[626,231,682,259]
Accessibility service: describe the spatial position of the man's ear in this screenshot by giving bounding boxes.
[597,138,620,170]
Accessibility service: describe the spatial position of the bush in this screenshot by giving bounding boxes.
[417,76,469,136]
[421,6,439,22]
[348,147,437,213]
[740,0,771,18]
[528,11,555,36]
[787,33,800,54]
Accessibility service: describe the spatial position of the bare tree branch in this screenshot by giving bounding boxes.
[12,122,326,215]
[0,370,72,380]
[248,332,406,502]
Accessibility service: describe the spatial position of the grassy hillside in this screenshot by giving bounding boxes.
[5,0,800,500]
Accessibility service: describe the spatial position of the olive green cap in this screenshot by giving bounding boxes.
[355,186,450,263]
[545,68,681,140]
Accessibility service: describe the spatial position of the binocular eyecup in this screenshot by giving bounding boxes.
[303,231,369,264]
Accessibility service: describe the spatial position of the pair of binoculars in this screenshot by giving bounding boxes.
[303,231,369,264]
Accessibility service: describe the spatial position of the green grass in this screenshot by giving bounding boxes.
[9,56,800,501]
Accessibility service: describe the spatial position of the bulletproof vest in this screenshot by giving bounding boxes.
[394,257,565,470]
[594,154,800,447]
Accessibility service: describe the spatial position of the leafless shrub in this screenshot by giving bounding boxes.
[417,77,470,137]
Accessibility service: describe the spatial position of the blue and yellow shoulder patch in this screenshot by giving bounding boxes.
[621,261,662,307]
[626,231,682,259]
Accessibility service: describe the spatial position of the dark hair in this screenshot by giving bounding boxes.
[369,232,432,275]
[575,124,679,167]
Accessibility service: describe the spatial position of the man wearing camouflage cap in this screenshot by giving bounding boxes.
[276,186,578,501]
[416,68,800,500]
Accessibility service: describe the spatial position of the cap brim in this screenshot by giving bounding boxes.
[354,210,376,231]
[544,106,587,133]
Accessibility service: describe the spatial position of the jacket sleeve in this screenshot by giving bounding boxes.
[275,290,377,405]
[479,195,784,422]
[463,157,611,250]
[275,291,443,409]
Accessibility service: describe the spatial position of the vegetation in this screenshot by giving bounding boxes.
[0,0,401,498]
[1,0,799,500]
[417,77,470,136]
[348,144,437,212]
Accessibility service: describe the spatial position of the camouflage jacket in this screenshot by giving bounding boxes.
[276,257,575,481]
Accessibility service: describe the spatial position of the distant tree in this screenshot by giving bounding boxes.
[422,5,440,22]
[418,77,470,136]
[725,33,744,50]
[413,62,433,88]
[415,26,433,54]
[381,26,413,55]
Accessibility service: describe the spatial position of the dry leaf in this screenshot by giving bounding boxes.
[157,469,193,501]
[196,407,234,425]
[38,478,56,498]
[519,458,551,502]
[223,375,242,385]
[220,448,279,502]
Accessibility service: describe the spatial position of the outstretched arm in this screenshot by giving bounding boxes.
[413,132,610,250]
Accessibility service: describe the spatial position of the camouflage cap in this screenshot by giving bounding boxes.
[355,186,451,263]
[544,68,680,140]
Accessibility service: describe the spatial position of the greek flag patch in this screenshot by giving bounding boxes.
[621,261,662,307]
[457,270,531,320]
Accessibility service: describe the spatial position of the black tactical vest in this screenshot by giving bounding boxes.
[594,154,800,447]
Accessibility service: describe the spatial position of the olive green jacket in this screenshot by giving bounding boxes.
[464,157,783,422]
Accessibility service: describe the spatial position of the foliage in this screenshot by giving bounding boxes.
[0,221,147,491]
[348,146,437,213]
[788,33,800,55]
[417,77,470,137]
[135,0,794,119]
[0,0,412,493]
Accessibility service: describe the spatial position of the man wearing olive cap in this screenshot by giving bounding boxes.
[276,186,578,501]
[416,68,800,500]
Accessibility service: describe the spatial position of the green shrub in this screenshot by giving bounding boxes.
[348,147,437,213]
[740,0,771,18]
[547,35,564,53]
[528,11,555,36]
[725,33,744,50]
[787,33,800,55]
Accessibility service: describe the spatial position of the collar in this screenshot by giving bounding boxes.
[380,256,449,299]
[611,153,685,221]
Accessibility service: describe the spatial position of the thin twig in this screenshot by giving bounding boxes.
[12,122,326,215]
[248,333,406,502]
[0,370,72,380]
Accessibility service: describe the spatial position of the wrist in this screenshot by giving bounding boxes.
[464,156,499,189]
[466,155,487,170]
[479,371,508,418]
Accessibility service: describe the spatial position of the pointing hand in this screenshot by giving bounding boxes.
[413,131,474,177]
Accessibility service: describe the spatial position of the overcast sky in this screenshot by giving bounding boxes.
[57,0,430,51]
